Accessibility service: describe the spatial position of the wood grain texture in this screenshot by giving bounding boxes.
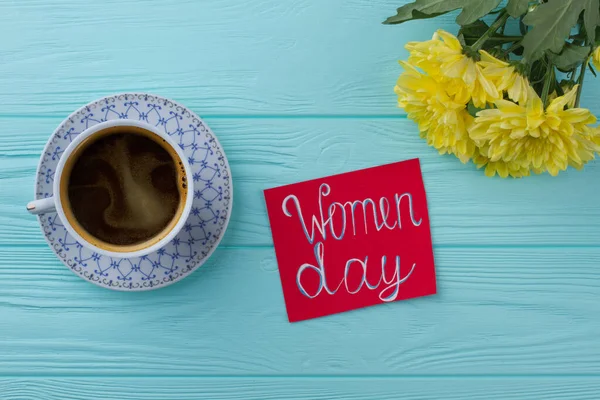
[2,118,599,246]
[0,0,418,116]
[2,378,600,400]
[1,0,599,117]
[1,246,600,375]
[1,0,600,397]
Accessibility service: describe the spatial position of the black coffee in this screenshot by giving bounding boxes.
[67,131,182,246]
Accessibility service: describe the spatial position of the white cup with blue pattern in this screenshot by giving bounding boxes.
[27,119,194,259]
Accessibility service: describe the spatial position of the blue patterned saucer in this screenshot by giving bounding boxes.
[35,94,233,290]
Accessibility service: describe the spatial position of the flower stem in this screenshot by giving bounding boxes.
[575,56,589,108]
[541,62,554,107]
[464,36,522,44]
[504,40,523,55]
[471,10,510,52]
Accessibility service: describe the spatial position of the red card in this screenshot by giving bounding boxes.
[264,158,437,322]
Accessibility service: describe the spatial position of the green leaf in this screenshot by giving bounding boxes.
[460,20,490,37]
[459,20,521,48]
[522,0,600,62]
[506,0,530,18]
[595,26,600,45]
[548,44,591,71]
[583,0,600,42]
[411,9,447,21]
[383,0,502,26]
[460,20,489,47]
[455,0,503,25]
[383,2,437,24]
[467,102,484,117]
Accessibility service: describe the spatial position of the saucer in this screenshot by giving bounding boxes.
[34,94,232,291]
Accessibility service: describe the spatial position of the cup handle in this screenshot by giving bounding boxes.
[26,197,56,215]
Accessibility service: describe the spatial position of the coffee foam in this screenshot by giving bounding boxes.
[67,132,182,246]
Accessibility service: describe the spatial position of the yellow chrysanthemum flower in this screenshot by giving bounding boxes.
[433,30,499,108]
[470,86,600,177]
[405,30,499,107]
[548,82,576,107]
[592,46,600,70]
[478,50,529,104]
[395,61,475,162]
[405,35,443,77]
[473,147,531,178]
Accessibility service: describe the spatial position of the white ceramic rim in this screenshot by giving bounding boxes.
[51,119,195,259]
[33,93,234,291]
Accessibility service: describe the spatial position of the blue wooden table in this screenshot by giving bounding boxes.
[2,0,600,398]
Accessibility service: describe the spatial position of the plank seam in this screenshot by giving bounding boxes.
[0,114,409,120]
[0,374,599,379]
[1,244,600,250]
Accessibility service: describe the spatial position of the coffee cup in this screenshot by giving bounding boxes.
[26,120,194,259]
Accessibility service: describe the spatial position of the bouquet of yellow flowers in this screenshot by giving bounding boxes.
[385,0,600,177]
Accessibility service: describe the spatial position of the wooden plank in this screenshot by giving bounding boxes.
[2,118,599,246]
[6,0,600,116]
[0,0,430,116]
[1,246,600,375]
[1,377,600,399]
